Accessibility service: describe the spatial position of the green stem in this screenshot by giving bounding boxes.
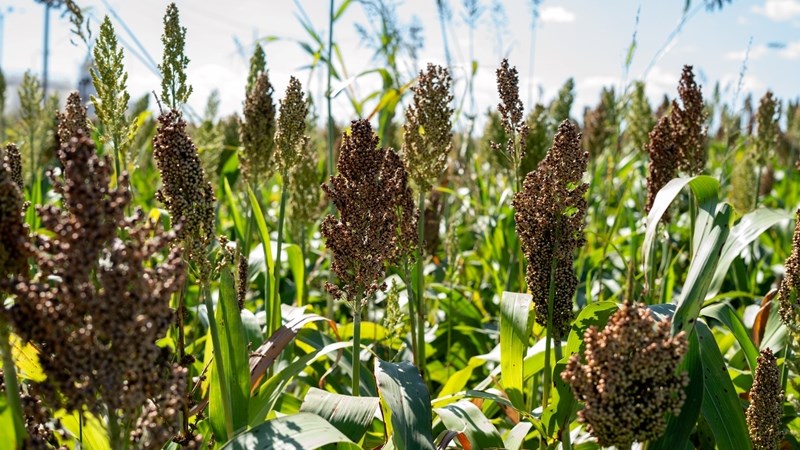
[326,0,336,321]
[273,182,288,334]
[542,241,559,411]
[416,191,426,379]
[175,280,189,437]
[107,408,122,450]
[352,304,362,396]
[203,283,234,438]
[300,227,308,306]
[781,337,793,393]
[0,316,26,443]
[403,261,419,365]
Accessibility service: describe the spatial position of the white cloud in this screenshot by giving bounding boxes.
[725,45,769,61]
[752,0,800,21]
[539,6,576,23]
[779,41,800,59]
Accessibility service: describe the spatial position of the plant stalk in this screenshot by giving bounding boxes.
[326,0,336,321]
[542,237,560,411]
[0,316,26,443]
[416,190,426,378]
[352,304,362,396]
[272,181,288,335]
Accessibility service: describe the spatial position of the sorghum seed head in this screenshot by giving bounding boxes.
[321,119,417,305]
[275,76,309,177]
[646,116,678,216]
[512,120,588,338]
[755,91,781,163]
[746,348,783,450]
[672,65,707,175]
[402,63,453,193]
[562,302,689,448]
[493,58,529,170]
[57,91,89,147]
[238,72,276,183]
[779,209,800,326]
[152,109,216,280]
[0,160,31,287]
[3,143,23,192]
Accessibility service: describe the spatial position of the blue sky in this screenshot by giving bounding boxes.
[2,0,799,123]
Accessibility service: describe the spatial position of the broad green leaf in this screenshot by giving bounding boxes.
[499,292,532,409]
[285,243,305,304]
[643,176,720,294]
[434,400,504,449]
[707,208,791,299]
[11,336,45,382]
[339,321,388,341]
[56,409,109,450]
[210,268,251,440]
[565,301,618,357]
[672,204,732,336]
[300,388,379,443]
[223,412,360,449]
[696,321,750,450]
[649,327,703,450]
[249,341,352,426]
[701,303,759,372]
[375,359,435,450]
[503,421,533,450]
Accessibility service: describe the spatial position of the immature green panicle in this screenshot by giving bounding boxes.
[160,3,192,109]
[16,71,45,181]
[581,87,617,156]
[91,17,131,153]
[153,110,216,279]
[247,45,267,95]
[275,76,309,177]
[746,348,783,450]
[627,81,655,152]
[402,63,454,192]
[57,91,89,145]
[238,72,276,183]
[288,141,321,237]
[321,120,417,305]
[512,120,588,338]
[562,302,688,448]
[550,78,575,123]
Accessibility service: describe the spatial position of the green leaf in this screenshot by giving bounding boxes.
[300,388,379,443]
[701,303,759,372]
[57,409,109,450]
[499,292,532,410]
[333,0,353,21]
[224,177,246,243]
[649,326,703,450]
[247,185,279,335]
[222,412,360,449]
[248,341,351,427]
[375,359,435,450]
[503,421,533,450]
[210,268,251,440]
[707,208,791,299]
[565,301,618,357]
[696,321,751,450]
[673,204,732,336]
[643,176,720,294]
[0,395,17,449]
[285,243,305,305]
[434,400,504,449]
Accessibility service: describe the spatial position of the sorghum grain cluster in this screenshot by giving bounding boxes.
[746,348,783,450]
[238,72,276,183]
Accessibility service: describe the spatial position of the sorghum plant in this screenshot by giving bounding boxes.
[562,302,688,449]
[322,119,417,395]
[238,72,276,184]
[493,58,529,190]
[160,3,192,110]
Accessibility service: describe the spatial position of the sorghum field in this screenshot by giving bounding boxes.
[1,1,800,449]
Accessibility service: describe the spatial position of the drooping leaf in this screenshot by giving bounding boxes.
[701,303,759,372]
[300,388,379,443]
[434,400,504,449]
[375,359,435,450]
[222,412,360,449]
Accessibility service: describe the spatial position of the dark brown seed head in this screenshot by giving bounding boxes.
[512,120,588,338]
[0,160,31,288]
[3,143,24,193]
[493,58,529,170]
[152,109,216,280]
[402,63,453,192]
[746,348,783,450]
[779,209,800,326]
[321,120,417,306]
[672,65,707,175]
[562,302,688,448]
[275,76,309,178]
[238,72,276,183]
[646,116,678,216]
[56,91,89,147]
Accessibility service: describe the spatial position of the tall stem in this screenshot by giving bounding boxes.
[403,261,419,365]
[326,0,336,321]
[416,191,426,378]
[352,304,362,396]
[542,239,559,411]
[203,283,234,438]
[175,280,189,436]
[273,182,288,334]
[0,316,26,443]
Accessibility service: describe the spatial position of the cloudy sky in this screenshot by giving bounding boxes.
[2,0,799,124]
